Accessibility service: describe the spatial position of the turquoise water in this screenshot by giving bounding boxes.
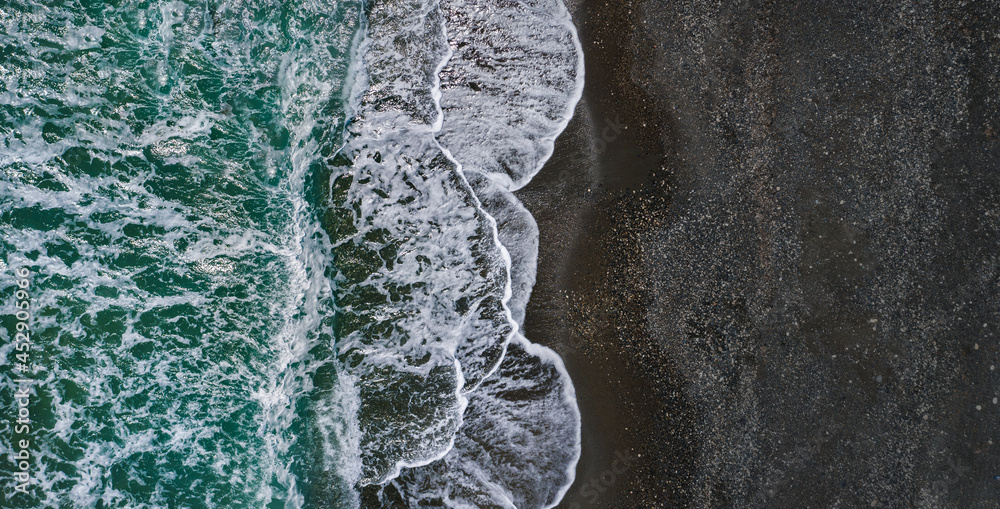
[0,0,583,507]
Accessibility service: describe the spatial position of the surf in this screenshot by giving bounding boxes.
[0,0,584,506]
[332,0,586,507]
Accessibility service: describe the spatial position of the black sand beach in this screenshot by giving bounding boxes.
[520,1,1000,507]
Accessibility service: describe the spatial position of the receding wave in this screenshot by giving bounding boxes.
[437,0,585,191]
[342,0,585,507]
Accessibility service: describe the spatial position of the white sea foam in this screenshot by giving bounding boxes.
[436,0,585,191]
[463,170,539,329]
[325,0,525,486]
[379,335,581,509]
[0,1,357,506]
[353,0,585,505]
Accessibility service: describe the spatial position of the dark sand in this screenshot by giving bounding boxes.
[519,1,1000,507]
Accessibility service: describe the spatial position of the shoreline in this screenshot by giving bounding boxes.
[518,0,698,506]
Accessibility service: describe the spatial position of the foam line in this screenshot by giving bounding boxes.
[324,0,519,486]
[358,0,586,504]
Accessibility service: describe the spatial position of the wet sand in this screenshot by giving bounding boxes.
[518,0,698,506]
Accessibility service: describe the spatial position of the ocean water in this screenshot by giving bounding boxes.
[0,0,582,507]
